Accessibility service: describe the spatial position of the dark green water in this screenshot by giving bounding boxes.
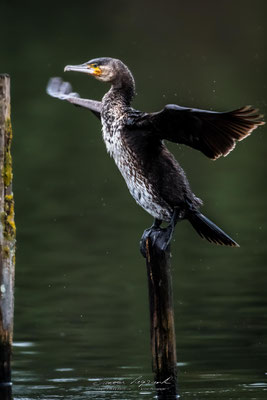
[1,1,267,398]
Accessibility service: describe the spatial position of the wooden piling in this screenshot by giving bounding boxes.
[0,74,16,387]
[144,238,178,398]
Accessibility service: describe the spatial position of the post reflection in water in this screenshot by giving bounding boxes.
[0,385,12,400]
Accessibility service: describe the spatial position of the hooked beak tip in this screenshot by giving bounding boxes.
[63,64,92,74]
[63,64,97,76]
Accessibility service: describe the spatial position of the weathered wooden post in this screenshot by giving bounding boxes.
[0,74,16,392]
[144,238,178,398]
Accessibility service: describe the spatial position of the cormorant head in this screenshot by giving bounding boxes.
[64,57,135,100]
[64,57,127,83]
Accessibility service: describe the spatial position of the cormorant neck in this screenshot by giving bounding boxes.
[111,63,135,105]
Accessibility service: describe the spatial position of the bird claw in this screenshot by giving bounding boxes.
[140,226,174,258]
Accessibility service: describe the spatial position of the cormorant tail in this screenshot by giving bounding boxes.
[188,212,239,247]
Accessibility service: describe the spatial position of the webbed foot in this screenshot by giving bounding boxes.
[140,225,174,257]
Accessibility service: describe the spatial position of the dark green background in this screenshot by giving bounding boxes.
[1,1,267,399]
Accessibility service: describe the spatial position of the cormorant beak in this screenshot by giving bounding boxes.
[64,63,100,76]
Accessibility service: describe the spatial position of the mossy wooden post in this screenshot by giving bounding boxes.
[0,74,16,389]
[144,238,178,398]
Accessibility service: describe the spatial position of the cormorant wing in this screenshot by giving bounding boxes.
[129,104,264,159]
[46,77,101,119]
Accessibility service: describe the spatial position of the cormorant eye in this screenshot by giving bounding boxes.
[88,63,102,76]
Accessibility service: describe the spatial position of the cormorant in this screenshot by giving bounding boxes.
[47,57,264,255]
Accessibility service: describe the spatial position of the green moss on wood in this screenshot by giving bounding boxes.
[2,194,16,241]
[2,118,13,188]
[3,246,10,259]
[0,116,16,243]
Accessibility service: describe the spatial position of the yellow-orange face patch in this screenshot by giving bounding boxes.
[89,64,102,76]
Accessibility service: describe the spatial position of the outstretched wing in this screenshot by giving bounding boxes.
[46,77,101,119]
[128,104,265,160]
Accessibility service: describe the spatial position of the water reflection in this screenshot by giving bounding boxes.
[0,385,12,400]
[11,348,267,400]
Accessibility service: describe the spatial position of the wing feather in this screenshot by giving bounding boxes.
[128,104,264,159]
[46,77,101,119]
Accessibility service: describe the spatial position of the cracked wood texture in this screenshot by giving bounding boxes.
[144,238,178,398]
[0,74,16,387]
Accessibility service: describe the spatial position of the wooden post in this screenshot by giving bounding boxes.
[0,74,16,389]
[144,238,178,398]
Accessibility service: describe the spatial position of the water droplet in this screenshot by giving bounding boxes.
[55,368,74,372]
[13,341,35,348]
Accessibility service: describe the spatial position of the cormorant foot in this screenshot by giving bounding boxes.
[140,225,174,257]
[140,227,160,257]
[156,225,174,252]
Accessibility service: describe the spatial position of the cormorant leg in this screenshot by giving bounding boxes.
[140,218,162,257]
[170,206,181,228]
[153,207,181,253]
[152,218,162,229]
[140,209,182,257]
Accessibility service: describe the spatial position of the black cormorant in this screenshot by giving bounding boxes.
[47,57,264,255]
